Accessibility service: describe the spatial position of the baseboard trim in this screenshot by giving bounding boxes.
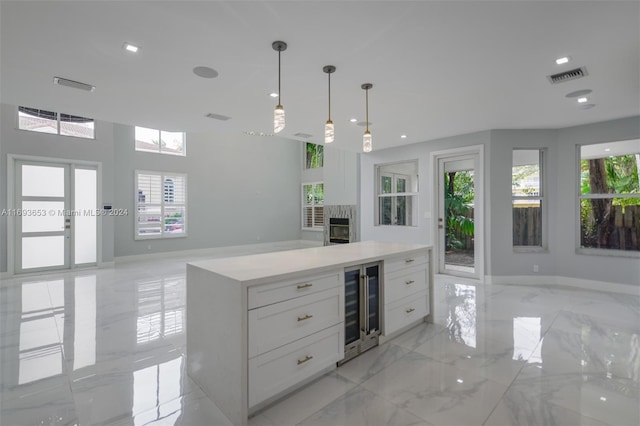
[114,240,323,264]
[489,275,639,296]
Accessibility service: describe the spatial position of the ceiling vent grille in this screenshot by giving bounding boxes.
[547,67,588,84]
[53,76,95,92]
[205,113,231,121]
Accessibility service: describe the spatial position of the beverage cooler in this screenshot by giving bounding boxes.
[340,262,382,364]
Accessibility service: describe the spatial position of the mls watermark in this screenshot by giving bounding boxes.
[1,208,128,217]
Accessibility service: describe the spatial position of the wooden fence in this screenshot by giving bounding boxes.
[513,207,542,246]
[581,204,640,251]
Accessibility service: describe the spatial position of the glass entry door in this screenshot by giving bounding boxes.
[437,156,478,277]
[15,160,97,273]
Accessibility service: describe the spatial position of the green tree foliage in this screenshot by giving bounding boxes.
[445,171,474,250]
[306,143,324,169]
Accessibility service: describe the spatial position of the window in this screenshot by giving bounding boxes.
[512,149,545,248]
[18,106,95,139]
[304,142,323,169]
[135,171,187,239]
[579,141,639,252]
[135,126,186,156]
[302,182,324,229]
[136,276,185,344]
[376,160,418,226]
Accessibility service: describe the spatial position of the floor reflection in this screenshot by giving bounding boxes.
[444,283,477,348]
[2,260,639,426]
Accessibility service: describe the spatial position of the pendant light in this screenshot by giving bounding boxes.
[272,41,287,133]
[361,83,373,152]
[323,65,336,144]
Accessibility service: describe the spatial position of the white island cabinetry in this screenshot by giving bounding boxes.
[187,241,431,426]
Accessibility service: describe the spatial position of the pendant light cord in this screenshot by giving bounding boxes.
[278,50,282,105]
[328,72,331,120]
[365,87,369,132]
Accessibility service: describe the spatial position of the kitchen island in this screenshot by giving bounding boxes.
[186,241,432,425]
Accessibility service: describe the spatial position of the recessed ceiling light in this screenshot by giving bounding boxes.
[555,56,570,65]
[349,118,358,123]
[577,97,588,103]
[269,92,279,98]
[123,43,139,53]
[456,379,464,384]
[600,397,607,402]
[604,148,611,152]
[401,134,407,139]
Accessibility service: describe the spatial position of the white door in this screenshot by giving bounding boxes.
[436,153,483,279]
[15,160,97,273]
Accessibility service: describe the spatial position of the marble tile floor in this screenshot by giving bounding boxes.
[1,250,639,426]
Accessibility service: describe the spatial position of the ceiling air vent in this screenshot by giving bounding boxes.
[205,113,231,121]
[53,76,95,92]
[293,132,313,139]
[547,66,588,84]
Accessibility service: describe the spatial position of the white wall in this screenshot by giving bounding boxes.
[554,117,640,285]
[300,144,359,244]
[0,103,304,271]
[0,103,116,272]
[113,125,302,257]
[359,118,640,287]
[360,131,491,249]
[489,129,558,277]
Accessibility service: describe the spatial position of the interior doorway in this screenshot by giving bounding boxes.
[11,157,99,274]
[433,147,484,280]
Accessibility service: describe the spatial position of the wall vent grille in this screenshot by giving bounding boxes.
[547,67,588,84]
[205,113,231,121]
[53,76,95,92]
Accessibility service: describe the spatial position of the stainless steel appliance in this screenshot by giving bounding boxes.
[329,218,350,244]
[339,262,382,364]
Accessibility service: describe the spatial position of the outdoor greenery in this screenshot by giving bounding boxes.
[305,142,324,169]
[445,171,474,251]
[580,154,640,250]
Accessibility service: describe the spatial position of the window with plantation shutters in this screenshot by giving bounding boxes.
[302,182,324,229]
[135,171,187,239]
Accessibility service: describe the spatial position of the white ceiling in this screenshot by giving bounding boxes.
[1,1,638,153]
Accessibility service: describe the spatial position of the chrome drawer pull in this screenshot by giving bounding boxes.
[297,355,313,365]
[297,314,313,322]
[405,280,415,285]
[405,258,415,264]
[406,308,415,314]
[297,283,313,289]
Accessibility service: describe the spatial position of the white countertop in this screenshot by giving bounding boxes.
[188,241,430,285]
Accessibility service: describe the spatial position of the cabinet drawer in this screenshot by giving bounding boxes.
[249,324,344,408]
[384,290,428,336]
[384,252,428,275]
[249,287,343,358]
[384,265,428,305]
[248,272,342,309]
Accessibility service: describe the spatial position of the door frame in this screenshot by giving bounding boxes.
[430,145,484,281]
[7,154,103,276]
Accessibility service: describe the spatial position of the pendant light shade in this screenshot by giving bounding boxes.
[361,83,373,152]
[274,105,285,133]
[272,41,287,133]
[323,65,336,144]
